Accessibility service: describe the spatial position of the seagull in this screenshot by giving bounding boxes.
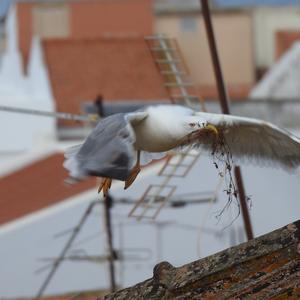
[64,104,300,196]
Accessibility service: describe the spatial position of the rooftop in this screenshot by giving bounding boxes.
[42,37,168,125]
[250,41,300,99]
[101,219,300,299]
[11,289,108,300]
[16,0,153,68]
[0,153,96,226]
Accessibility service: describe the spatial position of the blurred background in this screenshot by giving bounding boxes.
[1,0,300,299]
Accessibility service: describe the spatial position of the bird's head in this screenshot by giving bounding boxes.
[182,119,219,144]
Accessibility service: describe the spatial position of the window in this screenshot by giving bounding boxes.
[180,17,197,32]
[33,3,70,38]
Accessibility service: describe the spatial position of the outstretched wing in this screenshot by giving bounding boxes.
[193,112,300,170]
[64,111,148,181]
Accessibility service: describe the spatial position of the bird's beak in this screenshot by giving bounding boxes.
[204,124,219,136]
[88,114,100,122]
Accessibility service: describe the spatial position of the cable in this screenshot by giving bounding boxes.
[0,104,98,122]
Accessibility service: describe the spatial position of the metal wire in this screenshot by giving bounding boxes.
[0,104,98,122]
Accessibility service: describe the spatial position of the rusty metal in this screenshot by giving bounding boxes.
[103,194,117,292]
[200,0,254,240]
[234,167,253,240]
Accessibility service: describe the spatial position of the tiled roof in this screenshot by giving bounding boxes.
[250,42,300,98]
[42,37,168,120]
[0,153,96,226]
[101,219,300,299]
[16,0,153,70]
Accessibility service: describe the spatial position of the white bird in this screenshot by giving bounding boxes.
[64,104,300,195]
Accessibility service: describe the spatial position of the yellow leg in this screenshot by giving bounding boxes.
[98,178,112,197]
[124,151,141,190]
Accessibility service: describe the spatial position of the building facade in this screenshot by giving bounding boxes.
[16,0,154,68]
[155,7,255,99]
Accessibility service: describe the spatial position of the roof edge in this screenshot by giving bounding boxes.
[0,188,96,235]
[101,219,300,299]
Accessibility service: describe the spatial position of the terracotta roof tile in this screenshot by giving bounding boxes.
[19,289,108,300]
[102,220,300,299]
[17,0,154,69]
[42,37,168,122]
[0,153,96,226]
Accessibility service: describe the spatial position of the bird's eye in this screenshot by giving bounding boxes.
[189,123,196,128]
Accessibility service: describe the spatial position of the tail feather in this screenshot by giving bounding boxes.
[64,144,82,158]
[63,144,86,180]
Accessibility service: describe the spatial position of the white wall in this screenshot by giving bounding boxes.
[155,12,255,86]
[253,6,300,68]
[0,6,55,153]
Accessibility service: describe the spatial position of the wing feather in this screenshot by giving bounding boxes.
[193,112,300,170]
[64,111,148,181]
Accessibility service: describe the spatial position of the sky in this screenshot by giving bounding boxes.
[0,0,10,18]
[215,0,300,6]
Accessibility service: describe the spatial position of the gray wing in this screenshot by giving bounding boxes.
[193,112,300,170]
[64,112,147,181]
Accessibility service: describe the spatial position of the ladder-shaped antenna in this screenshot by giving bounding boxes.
[158,147,199,178]
[128,184,176,220]
[145,34,204,108]
[129,35,209,220]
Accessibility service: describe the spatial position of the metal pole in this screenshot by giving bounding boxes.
[200,0,253,240]
[103,194,117,292]
[95,97,117,291]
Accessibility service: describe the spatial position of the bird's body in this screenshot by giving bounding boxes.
[133,105,191,152]
[64,104,300,191]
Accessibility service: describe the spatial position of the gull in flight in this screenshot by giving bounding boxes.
[64,104,300,196]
